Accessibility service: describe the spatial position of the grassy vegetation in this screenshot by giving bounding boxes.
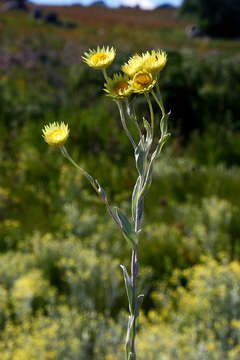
[0,7,240,359]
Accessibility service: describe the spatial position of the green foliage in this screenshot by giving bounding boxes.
[181,0,240,38]
[137,257,240,359]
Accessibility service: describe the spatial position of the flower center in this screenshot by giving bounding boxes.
[134,73,152,89]
[114,81,129,94]
[50,129,64,141]
[91,52,107,64]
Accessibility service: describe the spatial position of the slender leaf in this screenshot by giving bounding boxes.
[135,136,145,175]
[120,265,133,314]
[126,315,134,358]
[94,179,107,201]
[143,118,152,150]
[128,353,136,360]
[157,133,171,157]
[160,111,170,136]
[115,207,136,246]
[135,197,144,232]
[132,176,141,223]
[136,294,144,319]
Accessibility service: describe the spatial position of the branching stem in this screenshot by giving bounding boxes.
[117,101,136,150]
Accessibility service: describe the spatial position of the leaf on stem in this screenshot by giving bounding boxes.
[128,353,136,360]
[143,118,152,151]
[115,207,136,246]
[157,133,171,157]
[136,294,144,323]
[94,179,107,201]
[160,111,171,136]
[120,265,133,314]
[135,136,146,176]
[132,176,141,223]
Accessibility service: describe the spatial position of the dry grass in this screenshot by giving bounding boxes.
[36,4,188,29]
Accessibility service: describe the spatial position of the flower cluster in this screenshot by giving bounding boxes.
[103,48,167,97]
[41,47,167,147]
[82,45,167,98]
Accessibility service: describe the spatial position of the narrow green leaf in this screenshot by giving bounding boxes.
[160,111,170,136]
[135,197,144,231]
[94,179,107,201]
[140,170,152,199]
[135,136,145,175]
[132,176,141,223]
[120,265,133,314]
[128,353,136,360]
[136,294,144,319]
[115,208,136,246]
[157,133,171,157]
[143,118,152,150]
[126,315,134,358]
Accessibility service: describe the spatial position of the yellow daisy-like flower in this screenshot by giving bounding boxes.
[82,46,116,70]
[121,54,144,77]
[42,122,69,146]
[104,73,132,100]
[130,70,156,94]
[142,50,167,74]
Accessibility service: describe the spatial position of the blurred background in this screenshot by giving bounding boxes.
[0,0,240,359]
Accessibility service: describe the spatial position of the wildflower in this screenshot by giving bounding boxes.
[121,54,144,77]
[82,46,116,70]
[104,73,132,99]
[130,70,156,93]
[42,122,69,146]
[142,50,167,74]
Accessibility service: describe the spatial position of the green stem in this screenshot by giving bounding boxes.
[152,86,165,117]
[116,101,136,150]
[130,245,138,357]
[125,99,142,140]
[60,146,122,231]
[61,145,96,188]
[145,93,155,139]
[102,68,108,82]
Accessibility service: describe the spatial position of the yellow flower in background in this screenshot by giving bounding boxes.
[42,122,69,146]
[142,50,167,74]
[104,73,132,99]
[121,54,144,77]
[82,46,116,70]
[130,70,156,93]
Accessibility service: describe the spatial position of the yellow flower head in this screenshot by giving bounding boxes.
[121,54,144,77]
[42,122,69,146]
[142,50,167,74]
[104,73,132,100]
[82,46,116,70]
[130,70,156,94]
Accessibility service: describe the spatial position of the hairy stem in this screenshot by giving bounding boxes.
[125,99,142,139]
[60,146,122,231]
[145,93,155,139]
[117,100,136,149]
[152,86,165,117]
[131,245,138,356]
[102,68,109,82]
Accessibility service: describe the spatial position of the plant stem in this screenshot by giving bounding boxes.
[131,244,138,357]
[125,99,142,139]
[117,101,136,150]
[102,68,108,82]
[145,93,154,139]
[152,85,165,117]
[60,146,122,231]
